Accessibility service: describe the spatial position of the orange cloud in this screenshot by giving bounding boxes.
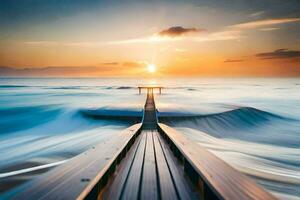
[100,62,119,65]
[224,59,244,63]
[122,61,147,68]
[0,66,111,77]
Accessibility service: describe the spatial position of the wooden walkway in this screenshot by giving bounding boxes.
[12,87,277,200]
[102,130,199,200]
[101,88,199,199]
[142,91,157,129]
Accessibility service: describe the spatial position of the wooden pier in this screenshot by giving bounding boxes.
[13,87,276,200]
[138,86,163,94]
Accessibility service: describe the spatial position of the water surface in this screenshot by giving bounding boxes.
[0,78,299,199]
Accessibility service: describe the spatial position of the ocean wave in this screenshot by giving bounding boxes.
[0,106,62,134]
[78,106,290,129]
[48,86,84,90]
[159,107,288,126]
[0,106,127,169]
[115,86,134,89]
[99,86,135,90]
[1,104,297,155]
[80,107,142,123]
[0,106,141,136]
[159,107,300,148]
[0,85,29,88]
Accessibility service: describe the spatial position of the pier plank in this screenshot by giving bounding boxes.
[120,131,147,199]
[152,131,178,200]
[102,133,144,199]
[140,131,159,200]
[157,133,199,200]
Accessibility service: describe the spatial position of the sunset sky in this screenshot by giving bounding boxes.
[0,0,300,77]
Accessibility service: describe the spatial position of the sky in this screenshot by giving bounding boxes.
[0,0,300,77]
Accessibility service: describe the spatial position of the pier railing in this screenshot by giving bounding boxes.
[157,123,276,200]
[12,124,142,200]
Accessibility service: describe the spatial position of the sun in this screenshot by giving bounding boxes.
[147,64,156,73]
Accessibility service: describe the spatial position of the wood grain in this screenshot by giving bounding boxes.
[152,131,178,200]
[102,132,144,199]
[157,132,199,200]
[120,131,146,200]
[140,131,159,200]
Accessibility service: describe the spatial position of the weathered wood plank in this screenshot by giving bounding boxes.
[140,131,159,200]
[120,131,147,199]
[152,131,178,200]
[158,123,277,200]
[12,123,142,200]
[143,91,157,130]
[157,132,199,200]
[102,133,144,199]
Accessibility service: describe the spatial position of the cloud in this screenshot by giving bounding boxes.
[259,27,280,31]
[98,61,147,67]
[158,26,205,37]
[106,35,182,45]
[107,26,206,44]
[24,41,60,46]
[25,41,104,47]
[101,62,119,65]
[224,59,244,63]
[231,18,300,29]
[250,11,265,17]
[195,30,242,42]
[0,66,113,76]
[256,49,300,59]
[0,59,150,77]
[24,28,241,48]
[109,29,241,45]
[122,61,147,68]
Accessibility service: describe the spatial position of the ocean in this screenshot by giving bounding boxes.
[0,78,299,199]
